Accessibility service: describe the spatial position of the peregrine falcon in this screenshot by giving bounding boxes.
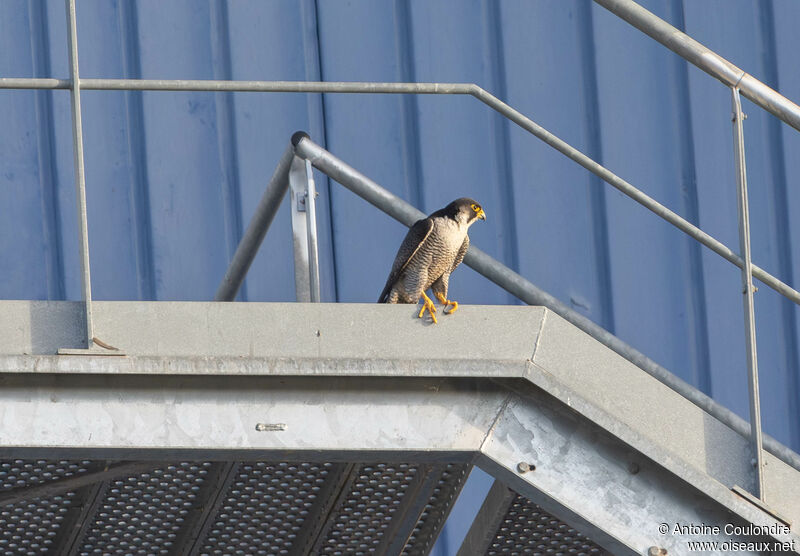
[378,198,486,323]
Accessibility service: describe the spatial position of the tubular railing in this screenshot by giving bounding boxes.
[215,132,800,482]
[3,0,800,497]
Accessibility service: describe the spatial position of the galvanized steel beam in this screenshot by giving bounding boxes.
[0,374,794,553]
[2,301,799,550]
[474,384,793,555]
[0,374,504,462]
[1,300,799,482]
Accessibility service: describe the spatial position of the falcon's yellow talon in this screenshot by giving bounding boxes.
[419,292,438,323]
[435,293,459,315]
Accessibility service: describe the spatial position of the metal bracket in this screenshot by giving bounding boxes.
[58,336,126,356]
[288,155,321,302]
[732,485,792,527]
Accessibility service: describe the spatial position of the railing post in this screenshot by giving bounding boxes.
[731,86,765,500]
[305,159,321,303]
[288,155,321,303]
[64,0,94,349]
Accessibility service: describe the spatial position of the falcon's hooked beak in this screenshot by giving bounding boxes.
[477,208,486,221]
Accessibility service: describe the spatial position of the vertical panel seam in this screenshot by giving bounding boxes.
[579,4,615,333]
[306,0,339,302]
[119,0,156,300]
[672,0,711,395]
[758,0,800,448]
[29,0,65,300]
[483,0,519,305]
[209,0,245,301]
[393,0,424,211]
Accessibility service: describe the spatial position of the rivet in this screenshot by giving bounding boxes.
[628,462,640,475]
[648,547,667,556]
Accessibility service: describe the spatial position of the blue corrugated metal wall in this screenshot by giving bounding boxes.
[3,0,800,549]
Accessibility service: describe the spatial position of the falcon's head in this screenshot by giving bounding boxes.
[444,197,486,226]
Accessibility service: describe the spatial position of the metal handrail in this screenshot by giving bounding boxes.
[3,0,800,484]
[3,75,798,306]
[594,0,800,133]
[215,132,800,475]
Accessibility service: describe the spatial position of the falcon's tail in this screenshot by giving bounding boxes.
[377,282,392,303]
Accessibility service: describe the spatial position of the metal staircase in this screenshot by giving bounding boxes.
[2,0,800,554]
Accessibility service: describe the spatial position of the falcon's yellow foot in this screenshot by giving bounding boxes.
[419,292,438,324]
[435,292,459,314]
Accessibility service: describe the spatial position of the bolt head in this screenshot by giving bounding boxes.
[515,462,536,473]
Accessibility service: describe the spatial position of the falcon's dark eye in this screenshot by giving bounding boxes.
[470,203,481,212]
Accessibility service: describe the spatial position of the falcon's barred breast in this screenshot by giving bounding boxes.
[378,197,486,323]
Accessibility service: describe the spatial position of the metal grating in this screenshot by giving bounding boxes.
[199,461,333,555]
[318,463,419,554]
[402,463,470,556]
[0,460,96,491]
[0,493,75,554]
[0,459,96,555]
[78,462,212,555]
[0,459,472,555]
[486,493,607,556]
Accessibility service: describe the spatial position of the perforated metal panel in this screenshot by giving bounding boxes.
[0,493,74,554]
[0,460,95,491]
[0,460,95,555]
[318,463,419,553]
[402,463,470,556]
[78,462,212,555]
[0,458,609,554]
[199,461,334,555]
[486,493,608,556]
[0,460,470,555]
